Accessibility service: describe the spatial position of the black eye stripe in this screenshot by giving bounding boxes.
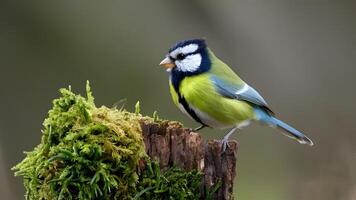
[185,52,196,56]
[176,53,185,60]
[173,52,197,60]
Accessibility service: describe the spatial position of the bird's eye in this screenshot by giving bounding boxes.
[176,53,186,60]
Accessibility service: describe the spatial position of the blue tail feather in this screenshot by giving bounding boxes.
[254,108,313,146]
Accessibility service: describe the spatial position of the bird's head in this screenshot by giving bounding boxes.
[159,39,211,75]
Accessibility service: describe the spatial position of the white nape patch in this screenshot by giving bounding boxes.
[176,53,202,72]
[235,84,249,95]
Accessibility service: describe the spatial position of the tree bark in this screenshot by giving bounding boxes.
[141,120,238,200]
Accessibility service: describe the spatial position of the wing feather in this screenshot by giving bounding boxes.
[211,75,274,114]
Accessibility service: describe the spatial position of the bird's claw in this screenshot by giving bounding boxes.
[221,137,230,153]
[220,126,238,153]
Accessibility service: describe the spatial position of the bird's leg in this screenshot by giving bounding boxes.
[221,126,239,152]
[193,124,206,132]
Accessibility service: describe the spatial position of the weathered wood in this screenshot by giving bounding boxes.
[204,140,237,200]
[140,120,238,200]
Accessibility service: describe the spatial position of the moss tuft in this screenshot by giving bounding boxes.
[134,161,202,200]
[13,83,203,200]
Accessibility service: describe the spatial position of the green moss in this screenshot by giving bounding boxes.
[134,161,202,200]
[13,82,204,200]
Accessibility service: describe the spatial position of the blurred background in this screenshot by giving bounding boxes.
[1,0,356,199]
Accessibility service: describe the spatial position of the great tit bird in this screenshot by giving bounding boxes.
[159,39,313,150]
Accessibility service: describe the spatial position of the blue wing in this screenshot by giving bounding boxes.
[210,76,273,114]
[210,76,313,145]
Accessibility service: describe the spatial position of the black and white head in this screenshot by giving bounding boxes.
[159,39,211,75]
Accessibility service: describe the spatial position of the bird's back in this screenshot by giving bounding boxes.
[207,49,246,88]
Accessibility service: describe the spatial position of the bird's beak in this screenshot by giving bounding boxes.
[159,57,175,69]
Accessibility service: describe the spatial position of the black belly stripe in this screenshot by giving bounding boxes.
[170,69,207,126]
[178,95,207,126]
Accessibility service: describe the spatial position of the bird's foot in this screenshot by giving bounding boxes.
[221,135,230,153]
[220,126,239,153]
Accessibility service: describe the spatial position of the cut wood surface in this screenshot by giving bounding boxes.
[141,120,238,200]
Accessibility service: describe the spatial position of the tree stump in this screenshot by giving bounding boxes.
[141,120,238,200]
[12,84,238,200]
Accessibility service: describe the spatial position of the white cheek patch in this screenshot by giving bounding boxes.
[170,44,199,58]
[176,53,202,72]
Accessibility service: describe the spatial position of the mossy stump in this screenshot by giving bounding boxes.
[13,83,238,200]
[141,121,238,200]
